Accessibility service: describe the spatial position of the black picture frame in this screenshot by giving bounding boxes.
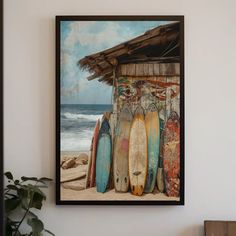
[56,15,185,205]
[0,0,4,232]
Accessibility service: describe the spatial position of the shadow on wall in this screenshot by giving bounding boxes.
[181,224,204,236]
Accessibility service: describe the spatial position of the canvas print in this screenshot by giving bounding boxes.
[56,16,184,204]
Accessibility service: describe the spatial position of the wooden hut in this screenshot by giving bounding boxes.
[79,22,181,137]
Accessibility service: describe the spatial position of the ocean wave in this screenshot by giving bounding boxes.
[62,112,102,121]
[61,129,93,151]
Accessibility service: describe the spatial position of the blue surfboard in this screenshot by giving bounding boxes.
[96,118,112,193]
[144,103,160,193]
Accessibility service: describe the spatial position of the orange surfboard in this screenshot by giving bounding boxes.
[113,105,133,192]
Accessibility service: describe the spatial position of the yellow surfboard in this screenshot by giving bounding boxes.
[129,106,148,196]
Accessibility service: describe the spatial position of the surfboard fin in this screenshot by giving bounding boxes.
[133,171,141,176]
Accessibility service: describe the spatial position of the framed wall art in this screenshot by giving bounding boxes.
[0,0,4,230]
[56,15,184,205]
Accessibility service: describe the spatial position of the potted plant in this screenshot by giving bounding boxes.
[4,171,54,236]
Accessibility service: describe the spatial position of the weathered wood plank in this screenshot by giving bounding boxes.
[119,63,180,76]
[153,64,160,75]
[174,63,180,75]
[205,221,236,236]
[160,63,175,75]
[135,64,144,76]
[148,64,154,75]
[120,64,126,75]
[126,64,136,76]
[160,63,168,75]
[143,64,149,76]
[228,222,236,235]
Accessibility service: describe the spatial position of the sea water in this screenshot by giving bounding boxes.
[60,104,112,152]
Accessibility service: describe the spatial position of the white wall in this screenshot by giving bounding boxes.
[4,0,236,235]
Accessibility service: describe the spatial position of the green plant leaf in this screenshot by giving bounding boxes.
[5,198,21,213]
[5,192,17,198]
[5,171,14,180]
[44,229,55,236]
[5,220,14,236]
[6,184,19,191]
[30,192,44,210]
[17,187,29,210]
[8,220,20,226]
[21,176,38,182]
[18,188,28,199]
[21,197,29,210]
[28,185,46,199]
[4,173,53,236]
[39,177,53,182]
[27,218,44,233]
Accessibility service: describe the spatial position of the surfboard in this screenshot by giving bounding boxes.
[113,105,133,192]
[157,155,164,193]
[129,105,148,196]
[85,150,92,188]
[163,111,180,197]
[157,119,165,193]
[144,103,160,193]
[96,118,112,193]
[89,119,100,188]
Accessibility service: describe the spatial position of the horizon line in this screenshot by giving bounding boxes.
[61,103,112,105]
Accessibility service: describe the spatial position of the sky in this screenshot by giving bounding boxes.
[60,20,171,105]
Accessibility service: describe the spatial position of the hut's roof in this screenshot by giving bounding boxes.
[79,22,180,85]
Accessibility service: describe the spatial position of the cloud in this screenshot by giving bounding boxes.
[64,21,132,52]
[64,21,96,48]
[76,22,121,47]
[61,83,80,97]
[61,21,166,104]
[61,50,80,86]
[61,51,70,65]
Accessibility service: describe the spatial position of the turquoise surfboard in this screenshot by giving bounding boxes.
[96,118,112,193]
[144,103,160,193]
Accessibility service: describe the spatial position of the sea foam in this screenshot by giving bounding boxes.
[63,112,102,121]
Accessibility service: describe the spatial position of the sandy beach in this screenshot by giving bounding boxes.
[61,186,179,201]
[60,151,180,202]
